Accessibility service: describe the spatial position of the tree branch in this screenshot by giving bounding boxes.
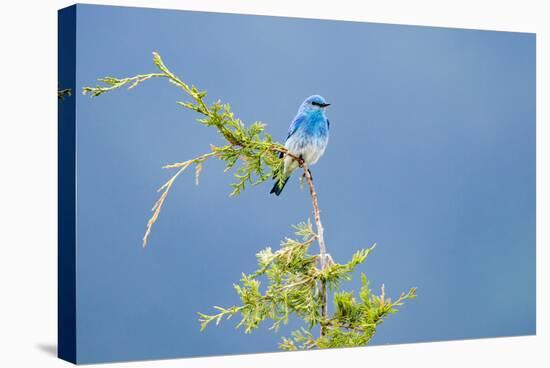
[83,52,416,348]
[143,152,216,247]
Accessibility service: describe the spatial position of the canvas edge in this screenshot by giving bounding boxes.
[58,4,77,365]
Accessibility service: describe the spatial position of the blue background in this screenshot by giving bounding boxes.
[74,4,536,364]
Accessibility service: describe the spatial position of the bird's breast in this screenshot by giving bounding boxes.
[285,132,328,165]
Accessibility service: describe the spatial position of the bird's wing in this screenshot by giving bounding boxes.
[285,113,306,142]
[327,119,330,130]
[279,114,305,159]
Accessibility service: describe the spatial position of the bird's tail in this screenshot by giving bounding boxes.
[270,177,290,196]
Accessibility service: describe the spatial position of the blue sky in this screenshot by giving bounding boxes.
[73,4,535,364]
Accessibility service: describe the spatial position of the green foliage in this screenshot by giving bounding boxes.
[83,52,417,350]
[198,221,416,350]
[58,87,72,100]
[83,52,286,197]
[84,52,287,245]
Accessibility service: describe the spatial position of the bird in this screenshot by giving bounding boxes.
[270,95,330,196]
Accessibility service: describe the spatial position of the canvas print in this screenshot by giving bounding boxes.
[58,4,536,364]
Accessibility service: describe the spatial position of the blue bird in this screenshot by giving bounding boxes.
[270,95,330,196]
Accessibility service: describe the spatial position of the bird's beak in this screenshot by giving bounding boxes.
[321,103,331,108]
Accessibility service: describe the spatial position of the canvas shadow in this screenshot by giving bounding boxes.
[36,343,57,357]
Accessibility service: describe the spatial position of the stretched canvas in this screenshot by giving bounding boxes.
[58,4,536,364]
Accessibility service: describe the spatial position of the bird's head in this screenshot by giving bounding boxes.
[300,95,331,113]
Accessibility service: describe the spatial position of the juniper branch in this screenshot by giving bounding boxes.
[83,52,417,350]
[300,162,328,336]
[58,87,72,100]
[198,222,415,349]
[84,53,286,245]
[143,152,216,247]
[83,52,327,257]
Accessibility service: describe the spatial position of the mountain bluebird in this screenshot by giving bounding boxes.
[270,95,330,196]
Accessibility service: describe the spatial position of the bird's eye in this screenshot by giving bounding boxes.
[311,101,320,106]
